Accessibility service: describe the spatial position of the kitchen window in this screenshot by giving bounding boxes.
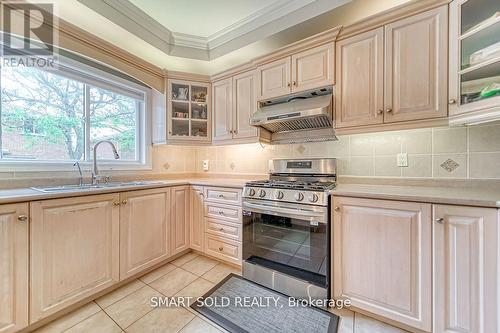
[0,56,151,169]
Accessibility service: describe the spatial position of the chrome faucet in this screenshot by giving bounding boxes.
[73,161,84,186]
[92,140,120,185]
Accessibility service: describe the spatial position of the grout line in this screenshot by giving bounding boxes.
[58,301,101,333]
[99,306,125,331]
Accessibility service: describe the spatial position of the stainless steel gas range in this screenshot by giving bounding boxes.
[242,158,336,301]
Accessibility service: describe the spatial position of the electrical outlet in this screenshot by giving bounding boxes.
[397,153,408,167]
[202,160,209,171]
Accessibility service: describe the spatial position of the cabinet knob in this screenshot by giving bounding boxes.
[292,81,296,86]
[121,200,128,205]
[218,246,224,251]
[219,227,224,231]
[113,202,121,206]
[449,99,456,105]
[287,82,291,87]
[218,194,224,198]
[435,218,444,224]
[334,207,340,212]
[377,109,384,115]
[218,211,224,215]
[386,108,393,113]
[17,215,28,222]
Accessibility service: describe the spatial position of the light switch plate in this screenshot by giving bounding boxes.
[397,153,408,167]
[202,160,209,171]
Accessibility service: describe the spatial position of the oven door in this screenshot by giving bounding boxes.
[242,198,329,287]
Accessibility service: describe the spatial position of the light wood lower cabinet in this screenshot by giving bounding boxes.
[30,194,120,322]
[119,188,170,280]
[332,196,432,332]
[0,203,28,333]
[433,205,499,333]
[170,186,190,255]
[190,186,204,251]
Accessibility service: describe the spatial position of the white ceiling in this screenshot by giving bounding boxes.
[128,0,280,38]
[76,0,350,60]
[53,0,412,75]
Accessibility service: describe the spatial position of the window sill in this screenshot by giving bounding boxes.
[0,160,152,172]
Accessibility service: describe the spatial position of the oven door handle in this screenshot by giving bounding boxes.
[242,202,327,222]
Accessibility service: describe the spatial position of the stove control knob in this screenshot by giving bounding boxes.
[308,193,319,203]
[258,189,266,198]
[247,188,256,196]
[275,191,284,199]
[295,192,304,201]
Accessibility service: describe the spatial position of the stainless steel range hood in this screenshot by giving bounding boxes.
[251,86,337,144]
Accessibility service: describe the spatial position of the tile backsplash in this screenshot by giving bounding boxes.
[194,123,500,180]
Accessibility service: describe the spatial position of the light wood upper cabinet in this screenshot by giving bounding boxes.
[336,28,384,128]
[256,43,335,100]
[332,196,432,332]
[212,78,233,142]
[292,43,334,93]
[190,186,204,251]
[0,203,28,333]
[433,205,499,333]
[119,188,170,280]
[384,6,448,123]
[256,57,291,100]
[30,194,120,321]
[233,71,258,139]
[170,186,190,255]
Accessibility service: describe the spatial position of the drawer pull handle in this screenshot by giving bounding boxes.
[122,200,128,205]
[17,215,28,222]
[218,211,224,215]
[219,227,224,231]
[113,202,121,206]
[334,207,340,212]
[218,194,224,198]
[218,246,224,251]
[435,218,444,224]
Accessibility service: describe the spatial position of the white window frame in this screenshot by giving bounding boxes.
[0,54,152,172]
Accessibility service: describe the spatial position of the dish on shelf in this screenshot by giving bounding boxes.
[463,11,500,36]
[469,41,500,66]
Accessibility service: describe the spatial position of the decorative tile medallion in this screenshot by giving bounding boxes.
[440,159,460,172]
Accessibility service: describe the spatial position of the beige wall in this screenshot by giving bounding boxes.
[194,123,500,180]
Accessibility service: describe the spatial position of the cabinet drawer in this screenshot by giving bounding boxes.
[204,202,241,223]
[204,187,241,205]
[204,234,241,265]
[205,218,242,241]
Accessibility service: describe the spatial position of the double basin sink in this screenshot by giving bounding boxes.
[31,180,167,193]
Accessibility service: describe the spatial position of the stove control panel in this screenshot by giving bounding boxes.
[243,186,328,206]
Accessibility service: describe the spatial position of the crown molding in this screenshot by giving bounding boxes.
[77,0,350,60]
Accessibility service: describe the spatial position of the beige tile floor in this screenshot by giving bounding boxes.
[33,252,409,333]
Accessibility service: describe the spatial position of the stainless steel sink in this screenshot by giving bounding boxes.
[31,181,167,193]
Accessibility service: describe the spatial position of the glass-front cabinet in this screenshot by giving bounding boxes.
[449,0,500,118]
[167,79,210,141]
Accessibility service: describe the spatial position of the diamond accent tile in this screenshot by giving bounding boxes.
[296,145,306,154]
[440,158,460,172]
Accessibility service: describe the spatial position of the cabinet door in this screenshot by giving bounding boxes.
[0,203,28,333]
[233,71,258,139]
[336,28,384,128]
[434,205,499,333]
[332,196,432,331]
[292,43,334,93]
[212,78,233,141]
[384,6,448,123]
[256,57,291,100]
[190,186,204,251]
[171,186,190,255]
[31,194,120,321]
[120,188,170,280]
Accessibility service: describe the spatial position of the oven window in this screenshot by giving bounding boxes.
[243,210,327,286]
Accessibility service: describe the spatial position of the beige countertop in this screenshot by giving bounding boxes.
[333,183,500,208]
[0,178,250,205]
[0,177,499,208]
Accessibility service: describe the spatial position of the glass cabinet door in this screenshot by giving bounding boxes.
[168,81,210,141]
[451,0,500,114]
